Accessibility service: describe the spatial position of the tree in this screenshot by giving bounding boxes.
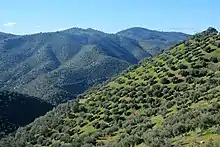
[184,41,190,46]
[172,123,188,136]
[160,77,170,84]
[84,136,96,145]
[190,69,207,77]
[171,77,183,84]
[179,70,189,77]
[204,46,215,53]
[167,72,175,77]
[100,122,109,129]
[210,57,218,63]
[191,60,207,68]
[178,64,188,69]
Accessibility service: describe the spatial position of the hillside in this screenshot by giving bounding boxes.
[0,28,188,105]
[0,32,15,40]
[0,91,53,139]
[117,27,190,55]
[1,28,219,147]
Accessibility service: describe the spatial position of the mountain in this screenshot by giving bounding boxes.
[0,90,53,139]
[0,28,188,105]
[117,27,190,55]
[0,32,15,40]
[1,28,220,147]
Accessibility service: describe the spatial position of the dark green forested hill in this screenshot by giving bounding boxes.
[1,28,220,147]
[0,27,188,105]
[0,91,53,139]
[117,27,190,56]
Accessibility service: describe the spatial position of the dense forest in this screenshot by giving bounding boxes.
[0,28,188,105]
[0,91,53,139]
[0,28,219,147]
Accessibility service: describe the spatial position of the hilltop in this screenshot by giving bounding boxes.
[117,27,189,55]
[0,91,53,139]
[0,27,188,105]
[1,28,219,146]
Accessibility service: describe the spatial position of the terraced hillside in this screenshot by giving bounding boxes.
[1,28,219,147]
[0,91,53,139]
[0,28,188,105]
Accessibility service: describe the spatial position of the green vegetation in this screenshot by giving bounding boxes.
[0,91,53,139]
[117,27,189,55]
[0,28,188,105]
[0,28,218,147]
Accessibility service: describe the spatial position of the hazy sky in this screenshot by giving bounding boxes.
[0,0,219,35]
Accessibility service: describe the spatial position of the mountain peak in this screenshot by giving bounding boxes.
[61,27,105,36]
[206,27,218,34]
[117,27,190,55]
[196,27,218,37]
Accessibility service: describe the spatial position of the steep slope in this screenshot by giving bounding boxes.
[117,27,190,56]
[0,91,53,139]
[0,28,188,105]
[1,28,219,147]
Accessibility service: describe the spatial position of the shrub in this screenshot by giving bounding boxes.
[100,122,109,129]
[191,60,207,68]
[174,83,188,91]
[170,66,177,71]
[189,69,207,77]
[172,123,188,136]
[149,78,157,85]
[217,42,220,48]
[51,133,63,140]
[167,72,175,77]
[92,121,100,129]
[160,77,170,84]
[166,59,173,65]
[106,126,118,135]
[210,57,218,63]
[178,64,188,69]
[186,56,192,62]
[184,41,190,46]
[84,136,96,144]
[195,78,206,84]
[171,77,184,84]
[60,134,71,143]
[204,46,215,53]
[179,70,189,77]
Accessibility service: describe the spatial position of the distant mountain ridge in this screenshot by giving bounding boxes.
[117,27,190,55]
[0,27,189,104]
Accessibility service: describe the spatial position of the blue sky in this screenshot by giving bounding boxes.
[0,0,219,35]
